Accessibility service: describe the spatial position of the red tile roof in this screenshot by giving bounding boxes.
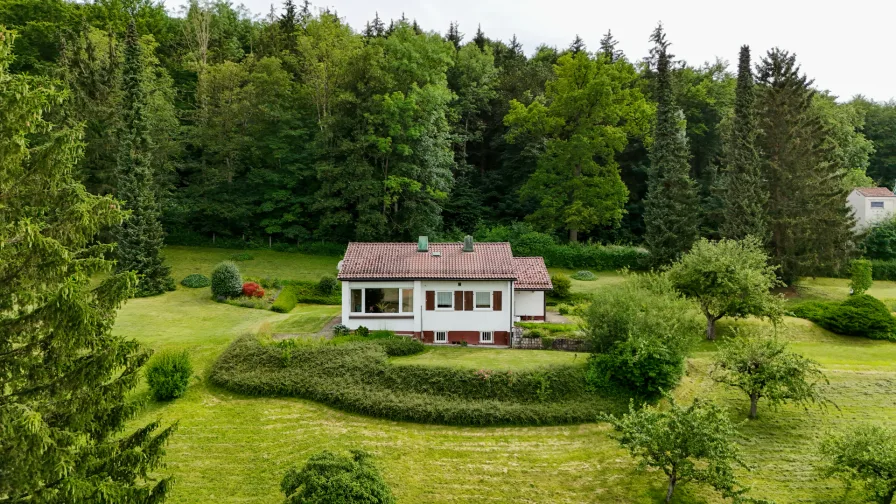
[513,257,553,290]
[856,187,896,197]
[338,242,517,280]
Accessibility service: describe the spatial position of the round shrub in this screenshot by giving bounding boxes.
[242,282,264,298]
[181,274,210,288]
[332,324,350,336]
[571,270,596,281]
[317,275,338,295]
[281,450,394,504]
[146,350,193,401]
[551,273,572,299]
[211,261,242,298]
[355,326,369,338]
[271,286,298,313]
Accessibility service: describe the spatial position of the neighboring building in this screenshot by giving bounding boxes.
[848,187,896,229]
[337,237,553,346]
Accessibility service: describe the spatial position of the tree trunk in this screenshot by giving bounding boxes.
[665,474,676,504]
[569,229,578,243]
[749,393,759,419]
[705,316,717,341]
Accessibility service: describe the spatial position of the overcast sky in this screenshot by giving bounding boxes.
[167,0,895,102]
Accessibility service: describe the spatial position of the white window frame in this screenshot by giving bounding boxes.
[480,331,493,344]
[350,287,413,315]
[435,291,453,310]
[473,291,492,310]
[435,331,448,343]
[871,201,885,209]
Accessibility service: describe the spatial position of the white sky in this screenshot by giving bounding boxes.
[166,0,896,102]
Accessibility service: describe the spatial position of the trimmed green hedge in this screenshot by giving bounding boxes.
[871,260,896,281]
[791,294,896,341]
[209,335,627,425]
[271,288,298,313]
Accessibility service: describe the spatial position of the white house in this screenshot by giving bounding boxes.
[848,187,896,229]
[337,237,553,346]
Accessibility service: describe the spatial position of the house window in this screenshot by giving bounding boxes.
[351,289,363,312]
[474,291,491,309]
[365,288,399,313]
[480,331,493,343]
[872,201,885,208]
[436,291,453,309]
[401,289,414,313]
[435,331,448,343]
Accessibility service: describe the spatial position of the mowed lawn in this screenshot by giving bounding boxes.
[119,247,896,504]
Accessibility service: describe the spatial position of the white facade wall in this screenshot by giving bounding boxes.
[514,290,544,318]
[419,280,513,333]
[341,279,514,333]
[848,190,896,229]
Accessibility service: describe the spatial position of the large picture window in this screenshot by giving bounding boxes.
[350,287,414,314]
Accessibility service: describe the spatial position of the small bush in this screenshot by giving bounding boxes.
[524,328,545,339]
[571,270,596,281]
[332,324,350,336]
[355,326,369,338]
[229,252,254,261]
[557,303,571,315]
[281,450,395,504]
[376,337,425,356]
[242,282,264,298]
[181,274,210,288]
[271,287,298,313]
[793,294,896,341]
[317,275,338,295]
[849,259,873,295]
[146,350,193,401]
[551,273,572,299]
[211,261,242,298]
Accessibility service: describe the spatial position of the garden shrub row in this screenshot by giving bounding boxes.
[165,231,346,256]
[871,260,896,281]
[209,335,627,425]
[791,294,896,341]
[271,287,298,313]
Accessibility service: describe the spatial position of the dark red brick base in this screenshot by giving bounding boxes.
[518,315,545,321]
[418,330,509,346]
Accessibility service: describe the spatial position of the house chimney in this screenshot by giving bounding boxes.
[463,235,474,252]
[417,236,428,252]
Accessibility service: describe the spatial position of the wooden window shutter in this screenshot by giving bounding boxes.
[454,291,464,310]
[493,291,502,311]
[425,291,435,311]
[464,291,473,311]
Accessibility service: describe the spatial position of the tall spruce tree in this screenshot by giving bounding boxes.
[599,30,623,62]
[718,45,768,241]
[643,24,700,265]
[0,27,174,502]
[115,20,172,296]
[756,48,855,282]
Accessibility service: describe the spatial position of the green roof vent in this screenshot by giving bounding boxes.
[417,236,428,252]
[463,235,474,252]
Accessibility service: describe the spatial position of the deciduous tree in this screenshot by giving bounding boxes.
[601,397,750,504]
[819,424,896,504]
[666,237,783,340]
[711,331,829,418]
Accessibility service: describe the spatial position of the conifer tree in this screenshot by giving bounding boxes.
[756,48,855,282]
[447,21,462,48]
[371,12,385,37]
[643,24,700,265]
[599,30,623,61]
[569,35,586,54]
[718,45,768,242]
[114,20,173,297]
[473,24,487,49]
[0,27,174,502]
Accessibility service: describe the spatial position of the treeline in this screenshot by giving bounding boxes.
[3,0,895,275]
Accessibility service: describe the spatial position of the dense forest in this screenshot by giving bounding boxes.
[2,0,895,272]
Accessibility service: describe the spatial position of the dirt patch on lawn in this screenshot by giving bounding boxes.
[272,315,341,341]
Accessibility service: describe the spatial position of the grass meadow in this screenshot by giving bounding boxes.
[118,247,896,503]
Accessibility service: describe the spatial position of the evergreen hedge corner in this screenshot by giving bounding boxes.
[211,261,243,298]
